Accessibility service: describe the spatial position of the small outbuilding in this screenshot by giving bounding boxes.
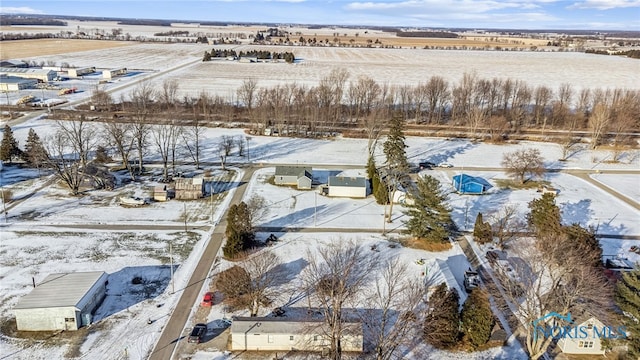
[327,176,367,198]
[102,68,127,79]
[452,174,492,194]
[13,271,108,331]
[153,184,169,202]
[230,317,363,352]
[274,166,312,189]
[175,178,204,200]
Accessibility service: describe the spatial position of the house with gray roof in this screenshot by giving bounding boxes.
[13,271,108,331]
[328,176,367,198]
[274,166,312,189]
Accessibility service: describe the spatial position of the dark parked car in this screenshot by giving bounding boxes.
[419,161,436,170]
[188,323,207,343]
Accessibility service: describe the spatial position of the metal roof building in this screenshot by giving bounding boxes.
[13,271,108,331]
[0,76,38,91]
[0,67,56,82]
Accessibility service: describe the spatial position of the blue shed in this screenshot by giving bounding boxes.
[452,174,492,194]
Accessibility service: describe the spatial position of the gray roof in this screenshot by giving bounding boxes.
[231,317,361,336]
[0,67,56,75]
[328,176,367,188]
[14,271,107,310]
[275,166,312,178]
[0,76,37,84]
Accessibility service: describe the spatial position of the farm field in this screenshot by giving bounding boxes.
[0,39,133,59]
[3,41,638,109]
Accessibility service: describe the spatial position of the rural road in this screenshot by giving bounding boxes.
[148,167,255,360]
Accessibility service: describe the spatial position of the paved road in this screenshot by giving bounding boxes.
[148,167,255,360]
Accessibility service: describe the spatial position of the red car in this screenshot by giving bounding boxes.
[201,292,214,306]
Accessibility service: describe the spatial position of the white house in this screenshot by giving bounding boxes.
[13,271,108,331]
[327,176,367,198]
[274,166,312,189]
[557,316,607,356]
[230,317,363,352]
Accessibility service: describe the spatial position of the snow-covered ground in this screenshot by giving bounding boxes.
[0,114,638,359]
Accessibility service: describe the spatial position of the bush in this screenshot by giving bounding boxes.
[424,283,460,349]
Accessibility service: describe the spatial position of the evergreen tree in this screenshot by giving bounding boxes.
[461,288,494,348]
[563,223,602,267]
[615,267,640,359]
[424,283,460,349]
[368,155,388,205]
[404,175,452,243]
[473,213,493,244]
[24,128,48,168]
[527,193,561,237]
[223,202,255,258]
[382,113,409,172]
[0,125,22,163]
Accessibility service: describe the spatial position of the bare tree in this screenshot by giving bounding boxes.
[303,240,379,360]
[242,250,282,316]
[159,78,179,110]
[215,250,282,316]
[501,148,545,184]
[150,124,175,182]
[182,117,204,169]
[246,194,269,228]
[221,135,234,156]
[103,121,136,180]
[43,131,84,195]
[425,76,449,124]
[237,78,258,126]
[130,82,155,174]
[90,84,113,111]
[487,204,524,249]
[56,119,98,168]
[588,101,610,150]
[366,257,425,360]
[503,240,612,360]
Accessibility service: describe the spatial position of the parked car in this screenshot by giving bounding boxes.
[486,250,507,264]
[419,161,436,170]
[201,292,214,307]
[463,268,481,292]
[438,162,454,168]
[188,323,207,343]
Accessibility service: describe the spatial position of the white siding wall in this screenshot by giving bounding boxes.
[297,177,312,189]
[14,307,79,331]
[231,332,362,352]
[274,175,298,185]
[328,186,366,198]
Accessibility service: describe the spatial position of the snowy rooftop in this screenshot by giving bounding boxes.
[14,271,107,310]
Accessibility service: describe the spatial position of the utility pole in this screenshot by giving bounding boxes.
[169,241,174,294]
[246,136,252,163]
[314,191,317,227]
[183,202,188,232]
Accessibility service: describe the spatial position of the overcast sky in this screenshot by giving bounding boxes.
[2,0,639,30]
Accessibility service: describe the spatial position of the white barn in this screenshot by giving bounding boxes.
[0,76,38,91]
[327,176,367,198]
[230,317,363,352]
[13,271,108,331]
[0,67,56,82]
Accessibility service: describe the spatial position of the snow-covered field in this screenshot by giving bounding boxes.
[0,112,638,359]
[3,38,639,108]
